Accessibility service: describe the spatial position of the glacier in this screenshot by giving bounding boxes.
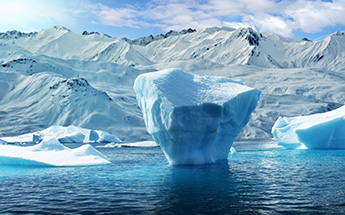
[0,125,121,144]
[0,137,110,167]
[134,69,261,165]
[272,105,345,149]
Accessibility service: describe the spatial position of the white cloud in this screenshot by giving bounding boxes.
[200,0,246,16]
[91,4,140,28]
[283,0,345,33]
[0,0,86,32]
[1,0,344,38]
[138,0,345,37]
[201,0,278,16]
[223,21,257,31]
[242,0,278,14]
[144,1,222,31]
[248,14,294,37]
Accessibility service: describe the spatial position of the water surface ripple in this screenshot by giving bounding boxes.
[1,141,345,214]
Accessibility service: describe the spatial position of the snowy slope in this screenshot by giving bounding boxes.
[0,71,148,141]
[1,26,345,141]
[133,27,345,71]
[6,26,151,66]
[133,27,256,66]
[194,65,345,139]
[247,31,345,71]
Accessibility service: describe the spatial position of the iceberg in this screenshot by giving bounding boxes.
[272,105,345,149]
[134,69,261,165]
[0,137,110,167]
[0,125,121,144]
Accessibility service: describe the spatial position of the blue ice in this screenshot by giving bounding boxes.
[272,105,345,149]
[134,69,261,165]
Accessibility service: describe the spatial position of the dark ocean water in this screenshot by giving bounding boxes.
[1,141,345,214]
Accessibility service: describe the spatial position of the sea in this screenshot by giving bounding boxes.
[1,140,345,215]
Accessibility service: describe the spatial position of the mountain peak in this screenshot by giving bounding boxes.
[233,27,262,46]
[82,31,99,36]
[52,26,71,32]
[302,37,312,42]
[330,31,345,37]
[50,78,91,91]
[82,30,112,38]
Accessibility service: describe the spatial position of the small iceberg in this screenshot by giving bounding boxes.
[0,125,121,144]
[272,105,345,149]
[0,137,110,167]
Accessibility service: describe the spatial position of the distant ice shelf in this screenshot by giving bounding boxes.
[272,105,345,149]
[0,125,121,144]
[0,137,110,167]
[101,141,158,148]
[134,69,261,165]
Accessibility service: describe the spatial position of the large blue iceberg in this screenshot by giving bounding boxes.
[134,69,261,165]
[272,105,345,149]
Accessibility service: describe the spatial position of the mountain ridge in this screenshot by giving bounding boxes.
[3,26,345,71]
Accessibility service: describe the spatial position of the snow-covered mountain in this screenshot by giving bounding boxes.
[134,27,345,71]
[0,72,146,140]
[4,26,345,70]
[1,26,345,141]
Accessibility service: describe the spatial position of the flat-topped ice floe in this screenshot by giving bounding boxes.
[0,125,121,144]
[101,141,158,148]
[272,105,345,149]
[134,69,261,165]
[0,137,110,167]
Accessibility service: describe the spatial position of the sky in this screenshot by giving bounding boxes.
[0,0,344,41]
